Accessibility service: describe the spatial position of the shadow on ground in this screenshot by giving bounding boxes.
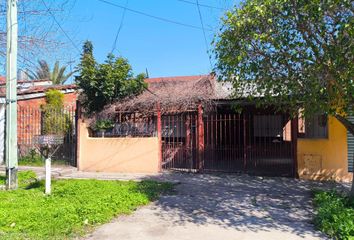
[144,173,344,238]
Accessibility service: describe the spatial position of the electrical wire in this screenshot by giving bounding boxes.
[177,0,226,11]
[40,0,81,54]
[196,0,212,69]
[96,0,212,31]
[111,0,128,54]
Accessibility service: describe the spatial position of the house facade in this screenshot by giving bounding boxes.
[76,75,353,182]
[0,77,78,164]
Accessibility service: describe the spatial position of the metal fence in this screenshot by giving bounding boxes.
[18,106,77,166]
[90,113,156,138]
[162,112,295,177]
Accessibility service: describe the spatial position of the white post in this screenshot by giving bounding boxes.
[5,0,18,190]
[45,157,51,195]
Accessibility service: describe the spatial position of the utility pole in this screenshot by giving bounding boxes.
[5,0,18,190]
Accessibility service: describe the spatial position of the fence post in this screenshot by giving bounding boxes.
[157,102,162,172]
[243,113,247,172]
[291,117,299,178]
[197,104,204,172]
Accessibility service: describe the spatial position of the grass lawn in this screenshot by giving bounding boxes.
[313,190,354,239]
[18,159,68,167]
[18,154,68,167]
[0,171,172,240]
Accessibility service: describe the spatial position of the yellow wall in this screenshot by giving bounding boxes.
[77,121,160,173]
[297,116,353,182]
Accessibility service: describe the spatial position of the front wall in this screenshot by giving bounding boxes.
[297,116,353,182]
[78,122,159,173]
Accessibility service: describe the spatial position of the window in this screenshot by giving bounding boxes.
[298,114,328,139]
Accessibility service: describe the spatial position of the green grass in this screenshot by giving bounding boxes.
[313,190,354,240]
[0,175,5,186]
[18,149,68,166]
[0,171,172,240]
[18,158,68,167]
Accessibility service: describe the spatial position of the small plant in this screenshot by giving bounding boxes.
[92,119,114,131]
[19,149,43,166]
[313,190,354,239]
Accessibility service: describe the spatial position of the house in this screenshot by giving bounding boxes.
[0,76,78,164]
[76,74,353,182]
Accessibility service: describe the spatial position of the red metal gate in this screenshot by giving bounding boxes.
[162,112,295,177]
[161,113,198,171]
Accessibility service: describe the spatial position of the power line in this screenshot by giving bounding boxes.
[196,0,212,69]
[177,0,226,11]
[40,0,81,54]
[96,0,213,31]
[111,0,128,54]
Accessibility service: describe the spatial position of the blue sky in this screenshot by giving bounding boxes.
[63,0,239,78]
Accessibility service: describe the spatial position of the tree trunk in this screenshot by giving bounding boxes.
[334,114,354,197]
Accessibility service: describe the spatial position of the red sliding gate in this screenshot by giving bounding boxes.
[161,111,296,177]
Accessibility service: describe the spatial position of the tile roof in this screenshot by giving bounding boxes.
[103,74,221,114]
[145,75,209,83]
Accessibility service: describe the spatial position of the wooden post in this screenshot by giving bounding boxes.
[157,103,162,172]
[197,104,204,172]
[291,117,299,178]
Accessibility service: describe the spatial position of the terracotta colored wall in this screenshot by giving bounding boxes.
[77,121,160,173]
[297,116,353,182]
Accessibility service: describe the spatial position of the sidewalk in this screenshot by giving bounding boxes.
[0,165,77,180]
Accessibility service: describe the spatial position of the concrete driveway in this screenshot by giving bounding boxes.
[84,173,338,240]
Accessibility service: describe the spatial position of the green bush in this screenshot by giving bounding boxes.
[92,119,114,131]
[313,190,354,239]
[41,89,72,135]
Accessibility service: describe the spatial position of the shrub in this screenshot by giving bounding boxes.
[19,149,43,166]
[92,119,114,131]
[41,89,72,135]
[313,190,354,239]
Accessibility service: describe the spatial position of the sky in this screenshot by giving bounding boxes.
[62,0,239,78]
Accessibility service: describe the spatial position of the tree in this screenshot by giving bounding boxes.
[214,0,354,193]
[26,60,75,84]
[75,41,146,114]
[0,0,78,72]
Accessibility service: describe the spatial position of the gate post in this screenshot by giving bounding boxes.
[291,117,299,178]
[157,102,162,172]
[197,104,204,172]
[185,114,191,169]
[243,113,247,172]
